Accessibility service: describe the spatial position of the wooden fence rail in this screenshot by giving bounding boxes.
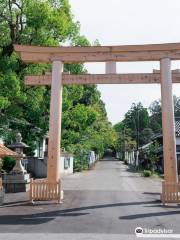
[29,179,62,203]
[161,181,180,204]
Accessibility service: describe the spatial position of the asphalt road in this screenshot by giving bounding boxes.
[0,159,180,240]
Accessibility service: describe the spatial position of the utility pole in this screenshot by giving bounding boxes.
[133,105,140,167]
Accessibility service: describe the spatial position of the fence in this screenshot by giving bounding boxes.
[29,178,62,203]
[161,181,180,204]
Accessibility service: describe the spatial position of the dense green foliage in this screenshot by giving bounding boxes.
[123,103,151,148]
[149,96,180,132]
[62,84,117,170]
[138,140,160,172]
[114,122,135,160]
[2,156,16,173]
[114,97,180,171]
[145,141,160,171]
[0,0,80,148]
[114,102,151,160]
[0,0,116,169]
[114,97,180,151]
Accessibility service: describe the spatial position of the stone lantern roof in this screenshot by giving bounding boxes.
[8,141,28,149]
[8,133,28,150]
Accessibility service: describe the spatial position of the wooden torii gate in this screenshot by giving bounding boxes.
[14,43,180,204]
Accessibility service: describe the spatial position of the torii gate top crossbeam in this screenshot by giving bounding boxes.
[14,42,180,63]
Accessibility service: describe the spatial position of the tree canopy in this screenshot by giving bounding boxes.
[0,0,116,166]
[114,96,180,160]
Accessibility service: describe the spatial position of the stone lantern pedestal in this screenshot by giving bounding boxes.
[3,172,30,193]
[3,133,30,193]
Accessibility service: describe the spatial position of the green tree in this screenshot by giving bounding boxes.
[140,128,154,144]
[114,103,153,161]
[62,83,117,167]
[149,100,162,133]
[146,141,160,172]
[0,0,82,152]
[149,95,180,134]
[0,0,117,171]
[114,122,135,160]
[124,102,151,147]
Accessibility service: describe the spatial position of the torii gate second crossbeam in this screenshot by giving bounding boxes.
[24,71,180,85]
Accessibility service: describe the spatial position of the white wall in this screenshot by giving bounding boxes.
[28,153,74,178]
[60,155,73,175]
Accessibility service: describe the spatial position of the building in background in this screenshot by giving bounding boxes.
[137,120,180,175]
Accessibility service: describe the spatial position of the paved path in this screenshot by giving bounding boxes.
[0,160,180,239]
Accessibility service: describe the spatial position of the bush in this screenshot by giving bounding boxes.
[73,154,89,172]
[143,170,152,177]
[2,156,16,173]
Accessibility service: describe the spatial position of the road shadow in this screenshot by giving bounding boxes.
[143,192,160,195]
[119,209,180,220]
[0,212,89,225]
[0,200,161,225]
[1,200,29,208]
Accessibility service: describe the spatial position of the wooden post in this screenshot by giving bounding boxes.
[106,62,116,74]
[47,60,63,182]
[160,58,178,183]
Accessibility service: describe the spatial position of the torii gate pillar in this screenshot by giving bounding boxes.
[160,58,178,183]
[47,60,63,182]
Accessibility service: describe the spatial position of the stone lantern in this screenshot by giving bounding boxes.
[3,133,30,193]
[8,132,28,175]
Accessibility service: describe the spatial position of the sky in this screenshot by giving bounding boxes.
[69,0,180,124]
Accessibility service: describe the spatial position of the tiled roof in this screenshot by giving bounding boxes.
[152,121,180,139]
[0,144,18,158]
